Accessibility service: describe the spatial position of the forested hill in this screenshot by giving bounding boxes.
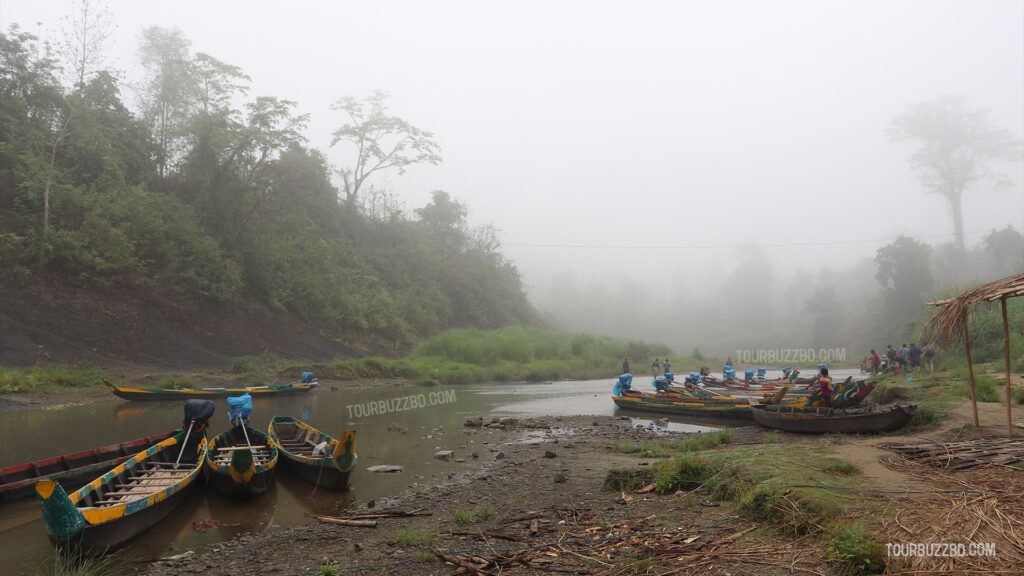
[0,27,539,366]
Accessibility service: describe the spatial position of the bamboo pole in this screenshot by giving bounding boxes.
[964,322,980,427]
[1002,298,1013,439]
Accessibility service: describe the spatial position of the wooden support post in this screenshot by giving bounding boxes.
[964,322,980,427]
[1003,298,1013,439]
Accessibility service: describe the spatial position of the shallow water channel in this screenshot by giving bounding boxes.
[0,377,729,573]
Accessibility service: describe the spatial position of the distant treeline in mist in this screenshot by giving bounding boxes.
[0,26,537,350]
[541,233,1024,368]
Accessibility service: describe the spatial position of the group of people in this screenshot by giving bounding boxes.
[620,357,672,377]
[864,343,935,375]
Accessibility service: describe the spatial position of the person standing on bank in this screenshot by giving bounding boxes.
[622,358,630,375]
[909,343,922,374]
[924,343,936,374]
[663,358,672,374]
[651,358,660,377]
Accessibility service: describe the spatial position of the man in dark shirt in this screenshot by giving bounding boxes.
[908,344,922,373]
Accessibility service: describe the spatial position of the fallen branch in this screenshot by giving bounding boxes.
[315,516,376,527]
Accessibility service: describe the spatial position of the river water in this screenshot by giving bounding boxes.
[0,376,746,574]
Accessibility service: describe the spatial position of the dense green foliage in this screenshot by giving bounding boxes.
[0,26,537,350]
[229,328,675,385]
[0,364,107,393]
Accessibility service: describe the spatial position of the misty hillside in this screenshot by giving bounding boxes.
[0,27,538,359]
[2,2,1023,370]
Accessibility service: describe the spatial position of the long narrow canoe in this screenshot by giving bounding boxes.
[613,390,755,419]
[268,416,357,491]
[205,425,279,498]
[105,378,318,401]
[750,403,917,434]
[36,429,208,550]
[1,431,175,503]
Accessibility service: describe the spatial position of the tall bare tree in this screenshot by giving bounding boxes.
[58,0,114,91]
[888,96,1023,250]
[330,91,441,207]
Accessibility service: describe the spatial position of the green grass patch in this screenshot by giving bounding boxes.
[454,505,494,524]
[390,529,437,549]
[1013,386,1024,405]
[613,430,734,459]
[622,443,874,536]
[32,547,127,576]
[319,560,340,576]
[0,364,108,394]
[827,523,885,575]
[823,460,861,475]
[952,374,1001,403]
[763,431,779,443]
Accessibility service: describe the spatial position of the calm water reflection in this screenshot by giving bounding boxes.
[0,377,735,573]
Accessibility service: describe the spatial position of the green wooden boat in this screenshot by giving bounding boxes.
[105,378,317,401]
[1,431,174,503]
[613,390,755,419]
[268,416,357,491]
[35,401,213,550]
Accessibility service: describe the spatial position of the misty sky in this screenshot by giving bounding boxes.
[2,0,1023,308]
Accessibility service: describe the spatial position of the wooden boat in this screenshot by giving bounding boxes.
[206,426,278,498]
[750,403,917,434]
[268,416,357,490]
[35,401,213,550]
[104,377,318,401]
[1,431,175,503]
[612,377,876,419]
[613,390,755,419]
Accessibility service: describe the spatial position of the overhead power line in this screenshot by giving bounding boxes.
[504,230,988,250]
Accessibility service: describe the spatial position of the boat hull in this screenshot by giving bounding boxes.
[1,432,175,503]
[36,431,207,550]
[268,416,357,491]
[105,378,317,401]
[206,426,278,498]
[750,404,917,434]
[613,393,754,419]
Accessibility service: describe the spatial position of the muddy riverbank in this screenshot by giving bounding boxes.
[144,415,801,576]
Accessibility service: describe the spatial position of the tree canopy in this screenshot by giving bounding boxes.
[0,24,538,351]
[888,96,1023,250]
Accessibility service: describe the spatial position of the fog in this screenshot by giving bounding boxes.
[3,0,1022,357]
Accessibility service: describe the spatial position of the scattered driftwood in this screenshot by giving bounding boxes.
[885,438,1024,470]
[312,508,432,521]
[315,516,376,527]
[879,454,1024,573]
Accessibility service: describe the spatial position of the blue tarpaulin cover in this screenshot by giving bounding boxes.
[227,393,252,423]
[613,374,633,396]
[301,372,314,383]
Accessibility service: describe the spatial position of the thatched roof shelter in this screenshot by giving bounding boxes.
[924,273,1024,438]
[924,274,1024,346]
